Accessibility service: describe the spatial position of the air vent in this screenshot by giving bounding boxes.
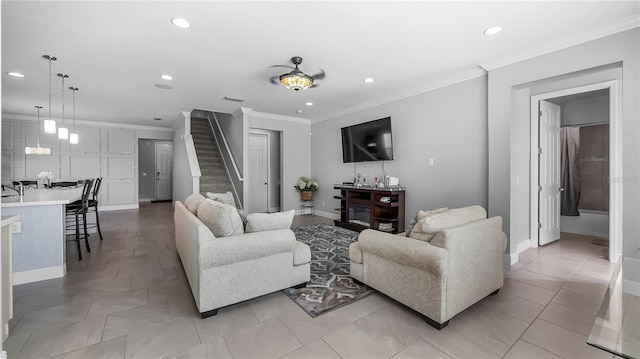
[223,96,245,103]
[155,84,173,90]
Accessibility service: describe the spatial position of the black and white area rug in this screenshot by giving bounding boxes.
[283,223,374,317]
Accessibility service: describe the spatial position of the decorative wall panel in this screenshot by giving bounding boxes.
[2,153,13,179]
[24,154,60,179]
[2,123,13,150]
[105,181,135,205]
[67,127,100,153]
[106,130,134,153]
[106,156,134,178]
[23,123,58,148]
[67,155,100,179]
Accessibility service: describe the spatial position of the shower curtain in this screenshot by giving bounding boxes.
[560,126,581,216]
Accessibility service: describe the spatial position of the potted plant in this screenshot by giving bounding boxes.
[294,177,319,201]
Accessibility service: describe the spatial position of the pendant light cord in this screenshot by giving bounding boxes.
[35,106,43,148]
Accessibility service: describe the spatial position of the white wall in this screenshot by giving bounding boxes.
[1,116,172,209]
[487,28,639,276]
[248,111,311,212]
[172,111,194,204]
[216,111,244,171]
[311,76,488,225]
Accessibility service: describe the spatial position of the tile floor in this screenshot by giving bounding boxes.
[3,202,618,358]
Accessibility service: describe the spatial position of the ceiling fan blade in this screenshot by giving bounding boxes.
[269,65,294,69]
[310,83,320,88]
[311,69,325,80]
[269,75,281,85]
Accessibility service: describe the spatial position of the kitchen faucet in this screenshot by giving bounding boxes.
[2,182,24,197]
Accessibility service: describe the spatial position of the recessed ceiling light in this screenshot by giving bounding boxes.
[171,18,191,29]
[154,84,173,90]
[8,72,24,78]
[363,78,374,83]
[306,102,313,106]
[296,110,303,114]
[161,74,173,80]
[484,26,503,36]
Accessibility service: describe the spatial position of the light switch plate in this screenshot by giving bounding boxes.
[12,221,21,233]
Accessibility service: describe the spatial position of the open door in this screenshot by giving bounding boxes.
[539,100,561,245]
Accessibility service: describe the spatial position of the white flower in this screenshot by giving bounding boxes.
[37,171,52,179]
[313,181,318,189]
[298,180,306,190]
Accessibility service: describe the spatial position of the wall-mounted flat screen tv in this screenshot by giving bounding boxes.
[341,117,393,163]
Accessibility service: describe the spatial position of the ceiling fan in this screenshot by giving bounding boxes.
[270,56,325,91]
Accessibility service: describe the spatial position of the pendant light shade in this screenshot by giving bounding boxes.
[57,73,69,140]
[69,87,79,145]
[43,55,57,134]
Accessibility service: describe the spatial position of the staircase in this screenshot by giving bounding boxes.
[190,118,234,195]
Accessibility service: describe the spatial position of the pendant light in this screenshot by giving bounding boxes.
[57,73,69,140]
[25,106,52,155]
[69,87,79,145]
[42,55,57,134]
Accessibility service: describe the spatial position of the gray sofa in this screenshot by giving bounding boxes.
[175,200,311,317]
[349,205,507,329]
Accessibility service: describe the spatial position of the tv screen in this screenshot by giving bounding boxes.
[341,117,393,163]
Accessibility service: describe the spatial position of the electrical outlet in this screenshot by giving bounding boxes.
[322,201,325,207]
[12,221,21,233]
[428,158,434,166]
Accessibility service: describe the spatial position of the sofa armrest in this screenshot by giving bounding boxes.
[199,229,296,270]
[357,229,447,275]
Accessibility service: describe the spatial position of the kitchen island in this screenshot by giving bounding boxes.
[1,188,83,284]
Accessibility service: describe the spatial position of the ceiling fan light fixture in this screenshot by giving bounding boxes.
[280,72,313,92]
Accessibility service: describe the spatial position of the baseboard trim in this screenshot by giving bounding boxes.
[13,266,64,285]
[138,198,154,203]
[99,204,139,212]
[314,210,340,220]
[504,239,532,265]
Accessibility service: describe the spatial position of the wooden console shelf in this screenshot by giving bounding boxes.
[334,185,405,234]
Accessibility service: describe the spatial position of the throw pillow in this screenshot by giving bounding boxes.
[206,191,236,208]
[405,216,418,237]
[409,207,449,241]
[245,210,295,233]
[421,205,486,234]
[185,193,206,214]
[197,199,244,237]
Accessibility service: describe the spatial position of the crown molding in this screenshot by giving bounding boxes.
[249,111,312,125]
[317,68,486,123]
[2,113,174,132]
[479,14,640,71]
[233,107,253,118]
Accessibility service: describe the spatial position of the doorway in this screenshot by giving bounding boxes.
[248,129,282,213]
[530,81,621,263]
[138,139,173,202]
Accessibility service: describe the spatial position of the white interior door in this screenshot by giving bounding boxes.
[539,100,561,245]
[155,142,173,201]
[248,133,268,213]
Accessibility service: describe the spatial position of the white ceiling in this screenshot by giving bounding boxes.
[2,1,638,128]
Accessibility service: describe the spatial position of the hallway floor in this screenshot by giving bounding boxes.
[3,203,617,358]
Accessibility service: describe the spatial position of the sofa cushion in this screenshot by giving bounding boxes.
[196,199,244,237]
[409,207,449,241]
[245,210,295,233]
[293,241,311,266]
[185,193,206,214]
[411,205,486,242]
[206,191,236,208]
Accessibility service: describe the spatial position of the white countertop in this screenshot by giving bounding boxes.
[1,215,20,227]
[0,188,83,208]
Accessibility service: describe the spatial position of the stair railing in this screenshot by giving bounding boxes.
[206,111,244,209]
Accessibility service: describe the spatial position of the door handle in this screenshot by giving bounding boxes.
[558,187,565,192]
[264,182,268,185]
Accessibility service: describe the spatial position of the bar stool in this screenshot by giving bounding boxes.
[51,181,78,188]
[71,177,103,241]
[65,179,93,260]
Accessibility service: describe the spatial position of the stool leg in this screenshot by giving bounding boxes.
[94,204,103,240]
[83,211,91,252]
[75,213,82,261]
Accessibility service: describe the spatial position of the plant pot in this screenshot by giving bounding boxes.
[301,191,313,201]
